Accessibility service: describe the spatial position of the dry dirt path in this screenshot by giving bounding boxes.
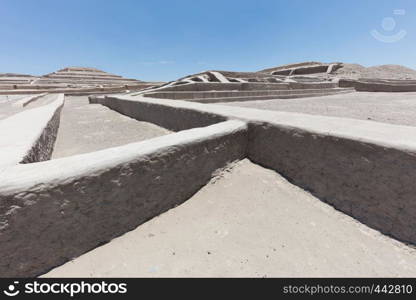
[51,96,171,159]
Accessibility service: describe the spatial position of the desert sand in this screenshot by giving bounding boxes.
[222,92,416,127]
[44,159,416,277]
[52,96,171,158]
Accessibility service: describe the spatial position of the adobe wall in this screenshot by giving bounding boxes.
[0,95,64,168]
[156,82,291,92]
[339,79,416,92]
[95,95,416,245]
[288,82,339,89]
[0,120,248,277]
[143,88,353,102]
[0,83,157,95]
[2,92,416,277]
[13,93,48,107]
[247,122,416,245]
[272,65,329,75]
[90,96,227,131]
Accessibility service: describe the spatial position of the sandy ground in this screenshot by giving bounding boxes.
[0,94,30,120]
[25,93,59,108]
[221,92,416,127]
[51,96,171,158]
[44,159,416,277]
[0,94,59,120]
[0,94,29,102]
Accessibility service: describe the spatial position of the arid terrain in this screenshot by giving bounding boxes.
[1,62,416,278]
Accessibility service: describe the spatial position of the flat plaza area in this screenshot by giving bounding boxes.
[51,96,171,158]
[221,92,416,127]
[0,94,57,120]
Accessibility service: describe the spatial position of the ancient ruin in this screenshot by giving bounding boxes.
[2,62,416,277]
[0,67,162,95]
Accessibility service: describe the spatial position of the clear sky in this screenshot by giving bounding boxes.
[0,0,415,81]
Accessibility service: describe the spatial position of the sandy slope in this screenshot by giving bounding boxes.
[333,63,416,79]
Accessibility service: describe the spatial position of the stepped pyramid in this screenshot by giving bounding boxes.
[0,67,163,95]
[34,67,142,87]
[0,73,37,85]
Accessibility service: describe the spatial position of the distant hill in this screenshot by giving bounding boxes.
[258,61,416,80]
[334,63,416,80]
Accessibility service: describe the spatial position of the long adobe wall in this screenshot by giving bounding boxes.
[0,83,158,95]
[12,93,48,107]
[92,95,416,246]
[187,89,353,103]
[0,94,64,169]
[149,81,339,93]
[0,120,247,277]
[90,95,227,131]
[339,79,416,92]
[152,82,291,92]
[143,88,353,102]
[247,122,416,245]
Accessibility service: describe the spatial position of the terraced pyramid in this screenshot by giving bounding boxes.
[34,67,143,87]
[0,67,162,95]
[0,73,37,85]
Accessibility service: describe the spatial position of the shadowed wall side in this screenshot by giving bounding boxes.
[0,121,247,277]
[90,96,227,131]
[247,122,416,245]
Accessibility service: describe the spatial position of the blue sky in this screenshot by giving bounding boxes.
[0,0,415,81]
